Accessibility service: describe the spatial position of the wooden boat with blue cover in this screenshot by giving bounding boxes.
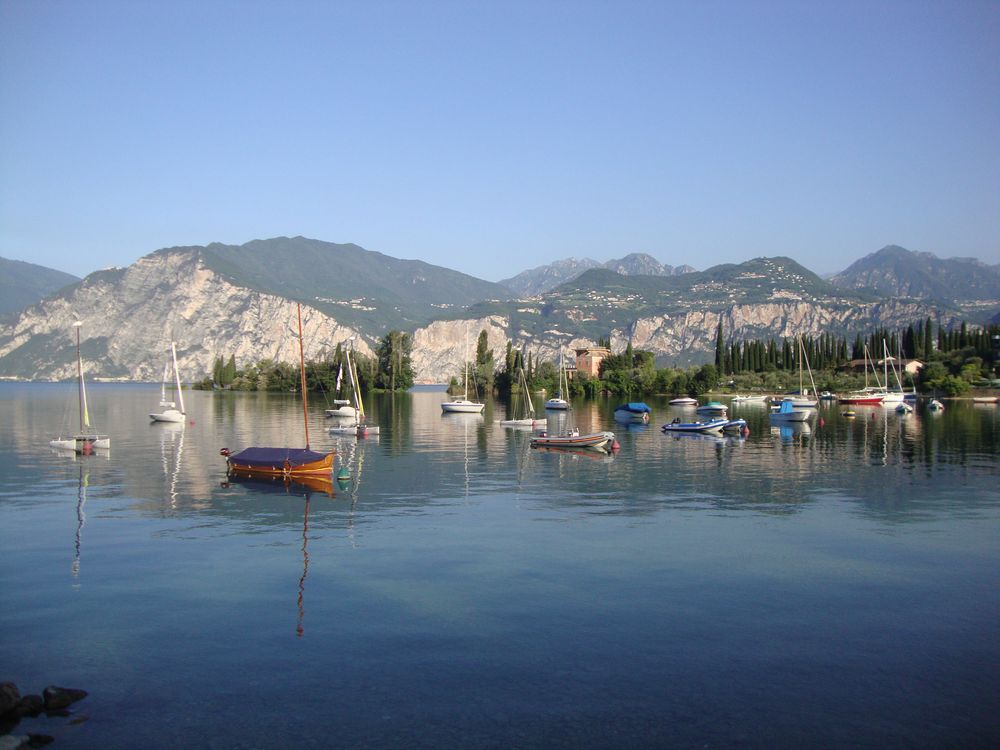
[222,304,334,479]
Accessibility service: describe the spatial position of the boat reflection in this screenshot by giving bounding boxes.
[73,463,88,583]
[224,469,335,498]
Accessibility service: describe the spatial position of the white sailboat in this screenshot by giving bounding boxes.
[544,349,570,410]
[780,335,818,408]
[50,321,111,452]
[441,331,485,414]
[330,343,380,435]
[878,340,906,405]
[499,367,545,428]
[149,341,186,423]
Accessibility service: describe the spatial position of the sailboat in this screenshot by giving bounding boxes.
[441,331,485,414]
[839,343,885,405]
[878,340,906,405]
[324,359,357,419]
[222,305,334,478]
[499,367,545,428]
[779,336,818,408]
[149,341,186,423]
[544,349,570,410]
[50,321,111,453]
[329,342,380,437]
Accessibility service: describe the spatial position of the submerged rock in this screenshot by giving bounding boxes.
[41,687,87,712]
[0,683,20,717]
[16,696,43,718]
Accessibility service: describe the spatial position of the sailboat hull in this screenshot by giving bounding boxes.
[441,400,485,413]
[50,435,111,451]
[150,408,185,423]
[226,447,334,477]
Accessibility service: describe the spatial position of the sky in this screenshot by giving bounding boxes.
[1,0,998,282]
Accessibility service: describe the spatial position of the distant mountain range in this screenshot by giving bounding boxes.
[0,256,79,316]
[499,253,696,296]
[0,240,994,380]
[829,244,1000,303]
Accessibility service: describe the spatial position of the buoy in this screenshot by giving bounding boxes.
[611,439,621,451]
[741,426,750,437]
[818,418,825,428]
[335,467,351,481]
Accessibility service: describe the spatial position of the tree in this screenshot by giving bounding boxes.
[375,330,415,391]
[473,329,495,394]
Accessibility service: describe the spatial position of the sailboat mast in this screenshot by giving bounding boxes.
[297,305,311,450]
[74,321,90,431]
[171,341,185,414]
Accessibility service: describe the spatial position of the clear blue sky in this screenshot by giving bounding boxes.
[2,0,998,281]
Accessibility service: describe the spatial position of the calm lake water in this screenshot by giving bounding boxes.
[1,383,998,749]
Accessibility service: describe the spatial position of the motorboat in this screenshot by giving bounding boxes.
[768,399,811,423]
[668,396,697,406]
[613,402,652,423]
[324,399,357,419]
[928,399,944,412]
[731,394,767,403]
[895,402,913,414]
[696,401,727,416]
[531,429,617,451]
[661,417,728,434]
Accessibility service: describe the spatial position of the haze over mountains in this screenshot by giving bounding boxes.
[0,240,996,382]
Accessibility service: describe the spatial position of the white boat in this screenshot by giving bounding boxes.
[330,342,380,436]
[878,340,906,405]
[531,429,616,451]
[500,367,545,428]
[840,343,886,405]
[668,396,697,406]
[50,321,111,452]
[544,349,571,410]
[928,399,944,412]
[731,394,767,403]
[768,399,811,423]
[149,341,186,423]
[442,331,485,414]
[780,336,819,407]
[895,402,913,414]
[696,401,727,416]
[324,399,357,419]
[972,396,998,404]
[661,417,728,433]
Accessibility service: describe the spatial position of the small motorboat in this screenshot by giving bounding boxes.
[972,396,998,404]
[613,402,652,423]
[531,429,617,451]
[696,401,728,416]
[661,417,728,434]
[928,399,944,412]
[721,418,748,433]
[668,396,697,406]
[730,394,766,403]
[769,399,811,423]
[819,391,836,401]
[895,402,913,414]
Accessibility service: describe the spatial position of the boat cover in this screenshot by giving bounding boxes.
[616,402,652,413]
[228,447,329,469]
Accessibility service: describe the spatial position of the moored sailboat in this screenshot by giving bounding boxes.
[50,321,110,453]
[222,305,334,478]
[149,341,186,423]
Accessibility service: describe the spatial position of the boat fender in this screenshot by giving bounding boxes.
[219,448,231,456]
[818,418,824,428]
[611,439,620,451]
[539,431,547,437]
[741,426,750,437]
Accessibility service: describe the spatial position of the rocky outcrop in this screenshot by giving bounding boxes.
[0,250,370,382]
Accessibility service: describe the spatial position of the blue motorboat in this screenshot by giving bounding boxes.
[661,417,728,434]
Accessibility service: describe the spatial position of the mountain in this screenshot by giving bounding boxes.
[0,256,80,316]
[830,245,1000,305]
[0,237,510,381]
[498,253,695,296]
[0,239,975,383]
[196,236,510,332]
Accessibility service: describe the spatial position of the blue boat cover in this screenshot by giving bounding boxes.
[616,402,652,413]
[228,447,329,468]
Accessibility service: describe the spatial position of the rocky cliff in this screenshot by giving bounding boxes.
[0,249,370,381]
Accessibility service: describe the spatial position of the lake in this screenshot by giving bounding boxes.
[1,383,998,748]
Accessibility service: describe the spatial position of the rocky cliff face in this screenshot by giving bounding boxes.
[0,249,370,381]
[0,247,956,384]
